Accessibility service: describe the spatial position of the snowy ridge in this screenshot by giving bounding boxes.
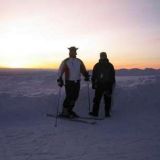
[0,70,58,97]
[0,70,160,160]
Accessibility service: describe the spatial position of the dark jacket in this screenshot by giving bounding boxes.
[92,58,115,86]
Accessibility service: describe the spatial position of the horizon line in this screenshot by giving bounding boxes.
[0,67,159,70]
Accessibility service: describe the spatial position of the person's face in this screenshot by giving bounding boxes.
[100,55,106,59]
[69,50,77,58]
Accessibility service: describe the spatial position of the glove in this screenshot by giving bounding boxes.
[84,76,90,81]
[57,77,64,87]
[84,72,90,81]
[92,82,97,89]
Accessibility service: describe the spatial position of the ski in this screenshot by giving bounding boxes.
[78,116,105,120]
[46,113,96,125]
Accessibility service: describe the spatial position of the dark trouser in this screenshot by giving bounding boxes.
[92,82,113,116]
[63,80,80,112]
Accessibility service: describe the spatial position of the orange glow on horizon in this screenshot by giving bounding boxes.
[0,61,159,70]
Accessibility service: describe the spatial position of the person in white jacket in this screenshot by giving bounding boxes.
[57,46,89,118]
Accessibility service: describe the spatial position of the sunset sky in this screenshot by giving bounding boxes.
[0,0,160,69]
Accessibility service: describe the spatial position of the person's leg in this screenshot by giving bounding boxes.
[68,81,80,117]
[104,94,112,117]
[62,81,74,116]
[104,84,113,117]
[91,87,103,116]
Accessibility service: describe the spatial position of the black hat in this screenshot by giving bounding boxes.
[100,52,107,59]
[68,46,78,51]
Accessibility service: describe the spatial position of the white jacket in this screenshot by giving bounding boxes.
[58,58,88,81]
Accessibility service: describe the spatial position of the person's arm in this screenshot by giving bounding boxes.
[80,60,89,81]
[57,60,66,87]
[91,64,97,89]
[111,64,116,84]
[58,60,66,78]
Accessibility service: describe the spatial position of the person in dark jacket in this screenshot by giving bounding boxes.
[89,52,115,117]
[57,46,89,118]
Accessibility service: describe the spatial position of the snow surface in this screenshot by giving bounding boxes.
[0,69,160,160]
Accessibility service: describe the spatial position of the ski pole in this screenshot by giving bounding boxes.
[54,87,62,127]
[87,81,91,112]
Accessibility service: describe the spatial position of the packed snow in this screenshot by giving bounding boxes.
[0,69,160,160]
